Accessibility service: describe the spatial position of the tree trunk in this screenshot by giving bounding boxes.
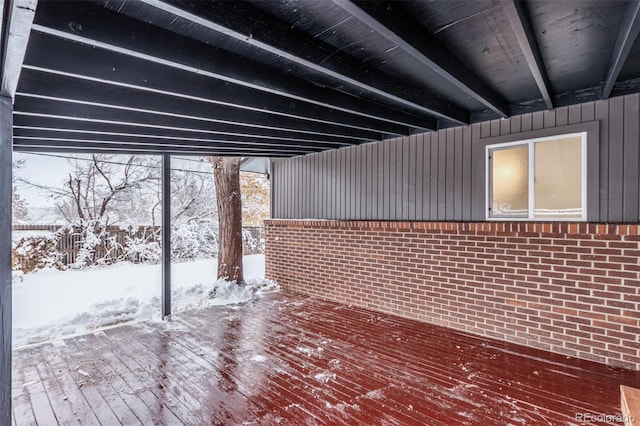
[212,156,243,283]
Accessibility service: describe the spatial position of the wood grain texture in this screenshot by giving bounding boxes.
[621,385,640,426]
[12,292,639,425]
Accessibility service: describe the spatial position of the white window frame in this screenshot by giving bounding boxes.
[485,132,587,221]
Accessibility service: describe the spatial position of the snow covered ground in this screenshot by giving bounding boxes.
[12,254,277,347]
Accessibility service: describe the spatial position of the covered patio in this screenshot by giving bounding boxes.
[12,291,637,425]
[2,0,640,423]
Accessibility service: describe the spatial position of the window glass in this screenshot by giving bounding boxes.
[491,145,529,217]
[534,136,582,219]
[488,133,585,221]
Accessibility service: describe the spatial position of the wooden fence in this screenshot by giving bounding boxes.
[12,224,264,266]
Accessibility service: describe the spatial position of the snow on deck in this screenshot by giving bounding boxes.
[12,291,638,425]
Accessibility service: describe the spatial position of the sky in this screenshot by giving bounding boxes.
[13,152,213,210]
[13,152,71,208]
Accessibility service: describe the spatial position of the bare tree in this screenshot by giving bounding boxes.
[12,159,30,222]
[15,153,264,269]
[164,164,220,261]
[211,156,243,283]
[170,165,217,224]
[56,155,158,224]
[18,154,160,267]
[12,189,29,223]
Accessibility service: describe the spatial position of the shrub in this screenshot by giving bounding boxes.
[11,235,64,273]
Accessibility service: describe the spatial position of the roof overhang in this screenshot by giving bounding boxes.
[6,0,640,157]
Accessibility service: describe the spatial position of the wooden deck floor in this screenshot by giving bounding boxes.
[12,291,640,425]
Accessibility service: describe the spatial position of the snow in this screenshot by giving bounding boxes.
[364,389,384,400]
[12,230,55,241]
[12,254,278,347]
[251,355,268,363]
[314,371,336,383]
[296,346,314,356]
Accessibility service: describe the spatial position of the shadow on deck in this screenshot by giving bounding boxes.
[12,291,640,425]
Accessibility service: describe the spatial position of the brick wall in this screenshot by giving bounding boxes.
[265,220,640,370]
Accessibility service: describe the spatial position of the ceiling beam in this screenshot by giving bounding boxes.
[23,33,413,136]
[13,143,304,157]
[506,0,553,110]
[104,0,468,123]
[32,1,437,131]
[13,127,344,151]
[14,97,368,148]
[13,114,353,148]
[0,0,35,97]
[17,68,384,141]
[601,0,640,99]
[13,137,318,155]
[333,0,508,118]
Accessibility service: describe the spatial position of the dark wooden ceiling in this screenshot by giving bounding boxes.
[8,0,640,156]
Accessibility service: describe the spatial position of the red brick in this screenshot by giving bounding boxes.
[266,220,640,370]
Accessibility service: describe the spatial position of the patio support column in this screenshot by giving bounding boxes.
[162,153,171,318]
[0,96,13,424]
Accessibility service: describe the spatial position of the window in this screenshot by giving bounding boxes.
[487,133,586,220]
